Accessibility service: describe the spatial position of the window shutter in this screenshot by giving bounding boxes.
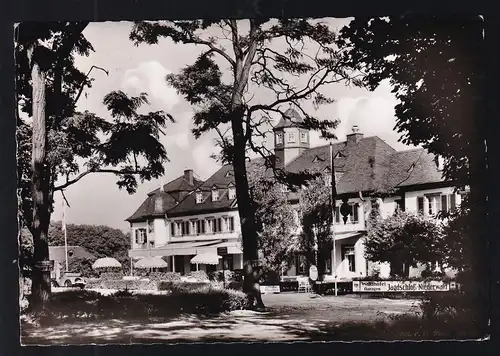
[170,222,175,237]
[450,194,456,210]
[353,204,359,222]
[335,207,340,223]
[417,197,424,213]
[441,195,448,212]
[135,230,140,243]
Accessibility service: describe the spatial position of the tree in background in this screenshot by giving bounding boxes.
[248,166,298,276]
[337,15,488,333]
[130,18,354,308]
[364,211,444,278]
[298,176,333,280]
[15,22,174,309]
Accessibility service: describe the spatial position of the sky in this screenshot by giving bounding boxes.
[48,18,417,232]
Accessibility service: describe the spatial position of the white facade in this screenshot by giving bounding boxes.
[129,209,243,275]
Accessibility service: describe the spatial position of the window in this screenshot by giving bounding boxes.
[176,221,190,236]
[191,220,197,235]
[427,195,441,216]
[288,132,296,143]
[207,218,215,234]
[135,228,147,244]
[212,188,219,201]
[147,220,154,233]
[224,216,235,232]
[195,192,203,204]
[342,245,356,272]
[351,204,359,223]
[417,197,424,214]
[296,254,306,274]
[214,217,223,233]
[223,255,234,270]
[395,199,402,213]
[170,222,176,237]
[441,194,457,213]
[334,206,340,223]
[174,255,184,274]
[300,131,308,143]
[195,219,206,235]
[228,187,236,200]
[190,262,198,272]
[276,132,283,144]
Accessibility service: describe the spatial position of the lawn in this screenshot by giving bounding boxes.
[22,292,434,344]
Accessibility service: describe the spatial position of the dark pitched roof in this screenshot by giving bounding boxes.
[126,191,179,222]
[385,149,444,188]
[128,134,448,219]
[148,175,204,196]
[274,108,305,130]
[167,159,268,216]
[49,246,95,261]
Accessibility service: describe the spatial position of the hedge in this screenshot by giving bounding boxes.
[86,278,157,291]
[157,281,211,293]
[25,287,249,325]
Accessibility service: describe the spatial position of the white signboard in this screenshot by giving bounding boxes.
[352,280,450,293]
[260,285,281,294]
[309,265,318,281]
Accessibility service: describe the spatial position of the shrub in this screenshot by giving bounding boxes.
[189,270,209,282]
[157,281,211,293]
[260,270,280,285]
[32,287,250,325]
[85,278,157,291]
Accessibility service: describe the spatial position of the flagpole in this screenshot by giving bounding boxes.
[63,195,69,272]
[329,143,337,296]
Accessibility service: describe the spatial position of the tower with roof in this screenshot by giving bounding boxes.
[273,107,311,167]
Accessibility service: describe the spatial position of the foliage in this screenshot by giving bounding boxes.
[364,211,444,277]
[249,166,298,273]
[19,228,34,278]
[337,15,485,186]
[188,270,210,282]
[68,257,95,278]
[157,281,211,293]
[298,175,334,278]
[85,277,157,291]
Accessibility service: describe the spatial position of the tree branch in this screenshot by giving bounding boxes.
[53,167,146,191]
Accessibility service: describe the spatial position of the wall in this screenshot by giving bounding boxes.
[330,235,367,280]
[166,210,241,242]
[153,218,169,246]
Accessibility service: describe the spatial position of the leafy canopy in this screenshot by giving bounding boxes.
[365,210,444,276]
[130,19,356,185]
[15,22,175,233]
[337,15,485,186]
[249,165,298,273]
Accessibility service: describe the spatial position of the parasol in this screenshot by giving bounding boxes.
[190,252,221,265]
[134,257,168,269]
[92,257,122,269]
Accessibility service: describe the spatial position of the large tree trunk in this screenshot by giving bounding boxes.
[230,106,264,309]
[29,53,52,310]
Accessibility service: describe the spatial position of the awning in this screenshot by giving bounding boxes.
[129,240,223,258]
[134,257,168,269]
[334,231,366,241]
[191,252,221,265]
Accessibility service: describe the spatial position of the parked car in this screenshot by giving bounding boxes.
[52,272,86,289]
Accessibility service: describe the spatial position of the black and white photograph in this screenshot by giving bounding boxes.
[14,11,490,345]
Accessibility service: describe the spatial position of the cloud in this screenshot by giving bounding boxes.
[192,140,220,179]
[122,61,181,110]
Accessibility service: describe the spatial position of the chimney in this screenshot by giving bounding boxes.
[184,169,194,186]
[346,125,363,145]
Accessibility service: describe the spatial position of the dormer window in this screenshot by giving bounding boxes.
[288,132,296,143]
[276,132,283,145]
[228,185,236,200]
[212,187,219,201]
[195,191,203,204]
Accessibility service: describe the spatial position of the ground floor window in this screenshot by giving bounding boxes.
[174,255,185,274]
[341,244,356,272]
[222,255,234,270]
[295,254,307,275]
